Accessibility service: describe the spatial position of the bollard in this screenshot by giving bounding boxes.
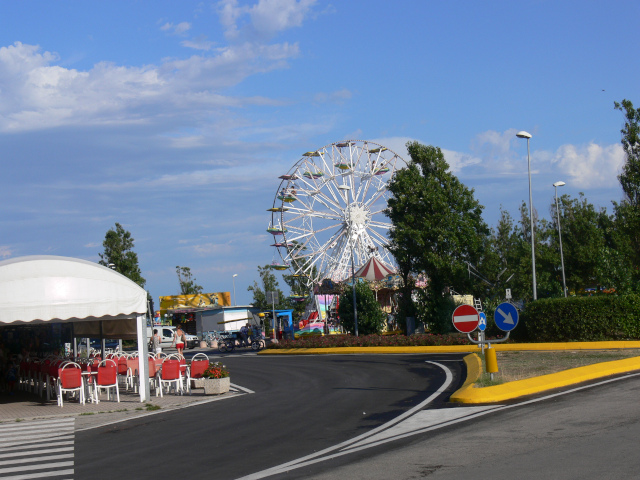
[485,346,498,374]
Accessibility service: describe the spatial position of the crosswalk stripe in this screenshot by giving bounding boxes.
[0,441,74,455]
[0,418,75,479]
[0,461,74,475]
[0,469,74,480]
[0,434,74,448]
[0,446,73,460]
[0,453,74,467]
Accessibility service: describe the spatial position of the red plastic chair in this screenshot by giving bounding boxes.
[57,362,84,407]
[159,359,182,396]
[147,356,161,396]
[187,353,210,395]
[126,356,140,392]
[94,359,120,403]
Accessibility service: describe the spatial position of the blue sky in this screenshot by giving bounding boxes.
[1,0,638,306]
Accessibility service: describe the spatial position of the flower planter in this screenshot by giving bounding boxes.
[202,377,230,395]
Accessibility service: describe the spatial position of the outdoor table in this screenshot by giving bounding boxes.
[81,371,98,403]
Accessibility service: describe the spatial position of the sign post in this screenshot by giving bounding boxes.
[266,291,278,339]
[478,312,487,354]
[454,299,521,379]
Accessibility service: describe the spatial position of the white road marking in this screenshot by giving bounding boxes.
[236,367,640,480]
[236,360,455,480]
[0,418,75,479]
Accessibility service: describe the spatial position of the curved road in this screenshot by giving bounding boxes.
[75,353,466,479]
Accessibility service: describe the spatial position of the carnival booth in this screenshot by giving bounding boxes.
[0,255,151,402]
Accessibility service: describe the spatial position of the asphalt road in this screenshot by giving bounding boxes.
[74,353,466,479]
[295,373,640,480]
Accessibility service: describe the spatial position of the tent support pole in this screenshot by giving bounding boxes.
[136,314,150,402]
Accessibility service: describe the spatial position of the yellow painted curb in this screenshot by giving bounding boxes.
[258,341,640,355]
[258,345,481,355]
[459,353,482,388]
[450,355,640,404]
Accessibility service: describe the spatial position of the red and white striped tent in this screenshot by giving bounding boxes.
[354,256,395,281]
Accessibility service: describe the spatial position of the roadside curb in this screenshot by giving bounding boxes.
[260,342,640,404]
[259,341,640,355]
[450,353,640,404]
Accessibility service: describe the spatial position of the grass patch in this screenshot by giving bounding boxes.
[15,418,23,422]
[145,403,161,411]
[80,412,95,416]
[475,349,640,386]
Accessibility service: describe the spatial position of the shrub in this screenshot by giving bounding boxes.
[338,282,387,335]
[515,294,640,342]
[267,333,471,349]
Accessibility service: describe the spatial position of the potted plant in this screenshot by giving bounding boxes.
[200,362,230,395]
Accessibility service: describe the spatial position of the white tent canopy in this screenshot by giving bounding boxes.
[0,255,147,324]
[0,255,150,401]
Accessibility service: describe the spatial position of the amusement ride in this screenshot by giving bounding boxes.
[267,140,406,299]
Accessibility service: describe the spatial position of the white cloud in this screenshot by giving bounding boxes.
[552,142,624,189]
[470,128,520,173]
[181,37,215,51]
[217,0,317,41]
[0,41,300,132]
[314,88,352,104]
[249,0,316,37]
[441,149,482,173]
[160,22,191,35]
[374,131,624,191]
[370,136,481,173]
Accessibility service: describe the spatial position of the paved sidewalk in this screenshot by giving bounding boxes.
[0,386,242,431]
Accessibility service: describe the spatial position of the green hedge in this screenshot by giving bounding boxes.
[515,294,640,342]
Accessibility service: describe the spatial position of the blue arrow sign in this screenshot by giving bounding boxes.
[478,312,487,331]
[494,302,519,332]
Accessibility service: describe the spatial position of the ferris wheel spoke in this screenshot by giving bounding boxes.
[366,229,392,249]
[307,191,347,215]
[368,220,393,229]
[369,207,389,216]
[363,185,388,209]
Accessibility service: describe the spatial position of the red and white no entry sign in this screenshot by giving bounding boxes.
[452,304,479,333]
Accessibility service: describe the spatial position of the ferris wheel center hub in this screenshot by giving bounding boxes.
[347,205,370,226]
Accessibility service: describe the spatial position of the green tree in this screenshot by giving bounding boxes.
[385,142,489,333]
[176,266,203,295]
[549,193,607,294]
[337,281,386,335]
[613,99,640,281]
[484,207,528,300]
[98,222,145,288]
[247,265,287,311]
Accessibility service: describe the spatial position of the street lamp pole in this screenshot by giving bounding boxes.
[232,274,238,306]
[517,131,537,300]
[553,181,567,297]
[351,238,358,337]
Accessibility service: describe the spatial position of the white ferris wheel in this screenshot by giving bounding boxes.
[267,140,406,288]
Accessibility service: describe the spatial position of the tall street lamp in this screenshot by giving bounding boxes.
[517,131,537,300]
[338,184,358,336]
[232,274,238,306]
[553,181,568,297]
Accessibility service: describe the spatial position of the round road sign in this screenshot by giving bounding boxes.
[452,304,479,333]
[478,312,487,332]
[494,302,519,332]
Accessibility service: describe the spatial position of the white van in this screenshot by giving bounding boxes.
[148,326,198,349]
